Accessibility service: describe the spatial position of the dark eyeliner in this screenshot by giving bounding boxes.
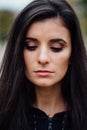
[50,47,63,52]
[24,44,37,51]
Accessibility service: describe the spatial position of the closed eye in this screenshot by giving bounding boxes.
[49,38,66,52]
[24,44,37,51]
[50,47,63,52]
[24,37,38,51]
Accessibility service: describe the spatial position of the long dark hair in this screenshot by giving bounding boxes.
[0,0,87,130]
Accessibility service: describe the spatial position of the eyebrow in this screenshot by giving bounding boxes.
[25,37,38,42]
[25,37,67,44]
[50,38,67,44]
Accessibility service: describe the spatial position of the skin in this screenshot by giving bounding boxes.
[23,18,72,116]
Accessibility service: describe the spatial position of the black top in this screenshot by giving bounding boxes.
[24,79,72,130]
[27,107,72,130]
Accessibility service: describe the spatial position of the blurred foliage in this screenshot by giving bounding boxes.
[67,0,87,45]
[78,0,87,35]
[0,10,15,43]
[80,0,87,16]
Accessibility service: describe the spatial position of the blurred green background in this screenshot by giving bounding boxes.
[0,0,87,61]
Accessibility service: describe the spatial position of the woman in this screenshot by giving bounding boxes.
[0,0,87,130]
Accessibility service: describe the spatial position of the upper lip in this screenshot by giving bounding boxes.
[34,70,53,73]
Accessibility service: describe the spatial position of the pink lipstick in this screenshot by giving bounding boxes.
[34,70,53,76]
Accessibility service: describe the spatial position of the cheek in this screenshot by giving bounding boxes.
[23,51,37,82]
[54,52,71,73]
[60,56,70,66]
[24,50,35,67]
[54,58,70,81]
[60,49,71,65]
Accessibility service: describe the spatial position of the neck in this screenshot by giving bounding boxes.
[33,85,68,117]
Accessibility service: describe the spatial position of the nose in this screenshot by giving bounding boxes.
[38,45,50,65]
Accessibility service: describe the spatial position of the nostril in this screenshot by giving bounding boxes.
[38,59,49,65]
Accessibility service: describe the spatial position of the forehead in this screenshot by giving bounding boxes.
[26,18,71,41]
[27,17,65,32]
[31,17,65,26]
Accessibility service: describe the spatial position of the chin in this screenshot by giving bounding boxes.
[29,78,62,88]
[33,80,60,88]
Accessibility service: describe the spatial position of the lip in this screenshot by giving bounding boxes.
[34,70,53,76]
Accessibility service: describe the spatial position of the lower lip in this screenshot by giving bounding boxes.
[35,71,52,76]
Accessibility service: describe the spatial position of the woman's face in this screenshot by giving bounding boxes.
[23,18,71,88]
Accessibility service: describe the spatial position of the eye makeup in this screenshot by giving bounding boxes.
[49,38,66,52]
[50,46,63,52]
[24,37,38,51]
[24,37,66,52]
[25,44,38,51]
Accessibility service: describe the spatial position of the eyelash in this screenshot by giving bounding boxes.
[50,47,63,52]
[25,45,63,52]
[25,45,37,51]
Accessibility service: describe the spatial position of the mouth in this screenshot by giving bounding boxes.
[34,70,53,76]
